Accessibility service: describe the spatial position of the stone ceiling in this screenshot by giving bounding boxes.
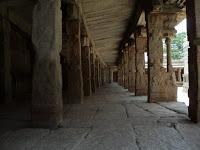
[81,0,136,65]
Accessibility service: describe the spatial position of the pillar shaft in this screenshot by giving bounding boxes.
[95,57,100,88]
[147,13,177,102]
[31,0,63,128]
[128,45,136,93]
[109,67,113,83]
[135,37,147,95]
[186,0,200,122]
[166,37,173,72]
[99,61,102,87]
[81,37,91,96]
[65,2,83,103]
[123,50,129,88]
[90,51,96,92]
[177,68,182,82]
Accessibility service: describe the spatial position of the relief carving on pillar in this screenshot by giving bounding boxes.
[148,13,177,102]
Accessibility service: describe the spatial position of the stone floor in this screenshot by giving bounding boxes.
[0,83,200,150]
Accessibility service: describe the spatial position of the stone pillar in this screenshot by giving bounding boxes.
[186,0,200,122]
[95,56,100,88]
[65,1,83,103]
[128,44,136,93]
[118,64,122,86]
[99,62,102,86]
[166,37,173,72]
[81,37,91,96]
[0,18,12,104]
[101,65,105,85]
[135,36,147,96]
[121,57,125,87]
[109,67,113,83]
[123,49,129,88]
[31,0,63,128]
[90,47,96,93]
[177,68,182,82]
[147,11,177,102]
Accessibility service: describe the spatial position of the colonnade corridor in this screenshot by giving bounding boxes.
[0,83,200,150]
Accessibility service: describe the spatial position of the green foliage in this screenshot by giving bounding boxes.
[171,32,187,60]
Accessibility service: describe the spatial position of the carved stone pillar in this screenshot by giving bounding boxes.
[177,68,182,82]
[90,47,96,93]
[65,2,83,103]
[32,0,63,128]
[95,56,100,88]
[128,44,136,93]
[109,67,113,83]
[0,18,12,104]
[135,37,147,95]
[99,62,102,86]
[123,49,129,89]
[81,37,91,96]
[121,57,125,87]
[101,65,105,85]
[165,37,173,72]
[118,64,122,86]
[186,0,200,122]
[147,12,177,102]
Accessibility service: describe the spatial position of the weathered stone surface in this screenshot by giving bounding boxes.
[1,83,200,150]
[147,13,177,102]
[30,128,89,150]
[31,0,63,127]
[187,0,200,122]
[128,44,136,93]
[82,37,92,96]
[74,124,139,150]
[123,49,129,89]
[176,124,200,150]
[90,50,96,93]
[95,56,100,88]
[65,2,83,104]
[0,129,49,150]
[134,125,191,150]
[135,36,147,96]
[108,67,113,83]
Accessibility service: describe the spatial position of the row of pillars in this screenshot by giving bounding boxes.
[30,0,114,127]
[118,34,148,96]
[118,12,178,101]
[119,0,200,123]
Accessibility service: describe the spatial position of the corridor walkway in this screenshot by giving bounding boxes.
[0,83,200,150]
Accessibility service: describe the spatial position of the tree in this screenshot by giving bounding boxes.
[171,32,187,60]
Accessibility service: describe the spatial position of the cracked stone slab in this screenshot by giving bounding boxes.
[94,104,127,120]
[125,104,154,118]
[157,115,190,126]
[133,102,178,117]
[157,102,188,115]
[0,128,49,150]
[73,124,139,150]
[129,116,159,126]
[31,128,90,150]
[176,124,200,150]
[133,125,191,150]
